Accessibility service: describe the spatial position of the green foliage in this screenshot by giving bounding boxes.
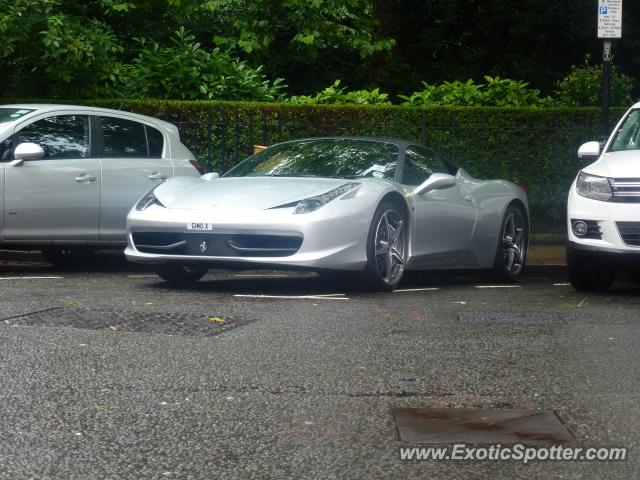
[112,29,286,101]
[0,0,124,97]
[0,0,393,97]
[554,57,634,107]
[399,77,545,107]
[209,0,394,60]
[288,80,391,105]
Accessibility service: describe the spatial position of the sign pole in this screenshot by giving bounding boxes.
[597,0,622,137]
[602,40,612,136]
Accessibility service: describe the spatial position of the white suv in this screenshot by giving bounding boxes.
[567,103,640,291]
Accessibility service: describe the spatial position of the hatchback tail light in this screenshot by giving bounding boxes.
[189,159,206,175]
[518,184,528,193]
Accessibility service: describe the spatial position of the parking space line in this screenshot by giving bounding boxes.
[553,283,571,286]
[233,294,349,300]
[394,287,440,293]
[126,275,158,278]
[0,276,63,280]
[474,285,521,289]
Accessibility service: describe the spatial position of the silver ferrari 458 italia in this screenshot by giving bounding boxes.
[125,137,529,290]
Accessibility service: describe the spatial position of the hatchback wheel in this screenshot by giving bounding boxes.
[156,265,208,284]
[41,248,95,269]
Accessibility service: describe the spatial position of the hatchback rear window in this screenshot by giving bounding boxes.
[101,116,148,158]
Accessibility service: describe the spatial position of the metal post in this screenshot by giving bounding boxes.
[602,40,612,137]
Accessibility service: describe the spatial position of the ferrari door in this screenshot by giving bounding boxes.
[403,145,477,267]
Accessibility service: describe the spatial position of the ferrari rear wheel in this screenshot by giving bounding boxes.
[156,264,208,284]
[363,201,407,291]
[492,204,528,282]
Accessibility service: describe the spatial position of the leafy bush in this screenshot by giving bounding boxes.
[111,29,286,101]
[554,57,634,107]
[288,80,391,105]
[399,77,545,107]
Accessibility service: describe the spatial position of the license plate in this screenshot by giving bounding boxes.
[187,222,214,231]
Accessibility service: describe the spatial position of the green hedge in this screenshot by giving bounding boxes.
[5,99,628,231]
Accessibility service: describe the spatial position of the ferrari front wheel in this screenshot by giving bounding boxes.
[155,264,208,285]
[363,201,408,291]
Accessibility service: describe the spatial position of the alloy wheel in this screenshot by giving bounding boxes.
[374,209,406,284]
[502,211,526,275]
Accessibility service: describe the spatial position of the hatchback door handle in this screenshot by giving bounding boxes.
[75,174,96,182]
[148,172,167,180]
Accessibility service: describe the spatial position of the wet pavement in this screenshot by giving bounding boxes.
[0,252,639,479]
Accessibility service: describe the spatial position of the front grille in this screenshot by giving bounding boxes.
[616,222,640,247]
[133,232,303,257]
[610,178,640,202]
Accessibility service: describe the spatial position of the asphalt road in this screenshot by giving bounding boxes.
[0,252,639,479]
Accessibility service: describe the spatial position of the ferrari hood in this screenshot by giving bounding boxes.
[154,176,358,211]
[586,150,640,178]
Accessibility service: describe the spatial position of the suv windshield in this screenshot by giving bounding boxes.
[224,138,399,179]
[0,108,34,124]
[610,109,640,152]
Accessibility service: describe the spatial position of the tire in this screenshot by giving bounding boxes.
[361,200,408,291]
[492,204,528,282]
[156,264,208,285]
[627,268,640,284]
[567,252,615,292]
[41,248,95,269]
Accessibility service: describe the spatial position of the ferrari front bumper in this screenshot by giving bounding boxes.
[124,204,371,271]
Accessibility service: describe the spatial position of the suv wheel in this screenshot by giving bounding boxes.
[567,251,615,292]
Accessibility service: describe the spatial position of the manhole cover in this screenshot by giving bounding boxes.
[2,307,248,337]
[392,408,576,445]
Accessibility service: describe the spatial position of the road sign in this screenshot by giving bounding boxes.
[598,0,622,38]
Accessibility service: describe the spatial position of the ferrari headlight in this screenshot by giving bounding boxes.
[294,182,360,214]
[136,188,164,211]
[576,172,612,202]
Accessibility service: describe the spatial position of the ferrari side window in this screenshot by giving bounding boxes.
[402,146,448,186]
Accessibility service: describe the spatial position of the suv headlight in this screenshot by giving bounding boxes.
[136,188,164,211]
[576,172,612,202]
[294,182,360,214]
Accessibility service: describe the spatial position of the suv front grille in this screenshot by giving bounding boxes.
[616,222,640,247]
[610,178,640,203]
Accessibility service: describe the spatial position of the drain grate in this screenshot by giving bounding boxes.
[2,307,248,337]
[392,408,576,445]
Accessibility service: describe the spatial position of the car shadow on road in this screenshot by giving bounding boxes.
[0,250,142,274]
[146,269,496,295]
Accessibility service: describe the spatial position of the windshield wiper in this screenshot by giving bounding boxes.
[266,173,318,177]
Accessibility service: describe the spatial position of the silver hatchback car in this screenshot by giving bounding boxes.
[0,104,201,266]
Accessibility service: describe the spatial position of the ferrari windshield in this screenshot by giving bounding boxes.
[0,108,34,124]
[610,109,640,152]
[225,138,398,179]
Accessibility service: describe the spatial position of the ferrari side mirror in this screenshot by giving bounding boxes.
[413,173,457,195]
[201,172,220,181]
